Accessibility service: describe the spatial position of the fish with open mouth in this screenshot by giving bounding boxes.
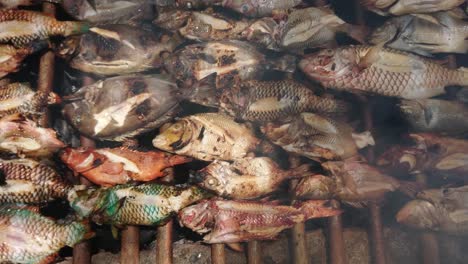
[152,113,261,161]
[62,74,182,142]
[0,41,48,78]
[300,45,468,99]
[361,0,465,16]
[57,24,181,76]
[178,198,341,243]
[261,113,374,161]
[0,158,72,204]
[68,183,210,226]
[60,147,192,186]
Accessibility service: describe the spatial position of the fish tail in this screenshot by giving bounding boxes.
[342,24,369,44]
[352,131,375,149]
[294,200,342,219]
[398,180,425,198]
[65,219,95,246]
[270,54,297,73]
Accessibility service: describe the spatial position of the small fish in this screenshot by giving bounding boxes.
[300,45,468,99]
[0,114,65,157]
[261,113,374,161]
[0,158,72,204]
[190,157,312,199]
[152,113,261,161]
[0,41,47,78]
[0,205,93,264]
[219,79,350,122]
[221,0,302,18]
[368,11,468,56]
[60,147,192,187]
[280,7,367,51]
[361,0,465,16]
[0,82,60,120]
[62,74,181,141]
[164,40,296,89]
[399,99,468,135]
[178,198,341,243]
[68,183,210,226]
[57,24,181,76]
[0,9,89,46]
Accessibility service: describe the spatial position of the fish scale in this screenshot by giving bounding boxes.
[0,83,53,119]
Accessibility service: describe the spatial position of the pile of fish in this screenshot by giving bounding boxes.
[0,0,467,262]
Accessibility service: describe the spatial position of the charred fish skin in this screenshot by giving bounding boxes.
[0,205,93,264]
[62,74,181,142]
[0,9,89,46]
[152,113,260,161]
[299,45,468,99]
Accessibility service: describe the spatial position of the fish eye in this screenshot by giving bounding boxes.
[171,123,182,131]
[207,177,218,186]
[442,188,450,195]
[241,4,250,13]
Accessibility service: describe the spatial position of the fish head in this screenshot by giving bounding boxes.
[377,146,425,173]
[417,188,459,211]
[396,200,442,231]
[152,119,193,152]
[368,19,398,45]
[67,185,102,218]
[299,48,353,82]
[178,200,215,234]
[223,0,257,17]
[60,147,101,173]
[179,15,213,40]
[295,175,336,200]
[399,100,427,125]
[189,161,232,192]
[56,36,81,60]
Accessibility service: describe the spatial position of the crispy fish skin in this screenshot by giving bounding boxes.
[178,198,340,243]
[0,158,72,204]
[219,80,350,122]
[68,184,210,226]
[300,45,468,99]
[0,205,93,264]
[60,147,192,187]
[152,113,260,161]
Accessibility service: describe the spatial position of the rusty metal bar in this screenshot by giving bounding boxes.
[328,200,346,264]
[121,226,140,264]
[156,169,174,264]
[247,241,262,264]
[211,244,226,264]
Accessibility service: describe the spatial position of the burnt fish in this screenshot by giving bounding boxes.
[57,24,181,76]
[164,40,296,89]
[62,74,181,142]
[361,0,465,16]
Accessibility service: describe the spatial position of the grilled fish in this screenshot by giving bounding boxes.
[0,9,89,46]
[164,40,296,89]
[62,74,181,141]
[219,79,350,122]
[0,0,39,8]
[0,82,60,120]
[60,147,192,186]
[300,45,468,99]
[221,0,302,18]
[240,17,280,50]
[0,205,93,264]
[399,99,468,135]
[368,11,468,56]
[57,24,181,76]
[68,183,210,226]
[178,198,340,243]
[361,0,465,16]
[154,9,191,31]
[190,157,312,199]
[0,41,47,78]
[0,158,72,204]
[261,113,374,161]
[152,113,260,161]
[0,114,65,157]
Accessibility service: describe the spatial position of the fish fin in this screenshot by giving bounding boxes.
[111,225,120,239]
[226,243,244,252]
[358,43,384,71]
[36,253,59,264]
[352,131,375,149]
[448,209,468,224]
[89,27,121,42]
[295,200,342,219]
[343,24,369,44]
[398,181,425,198]
[86,0,97,11]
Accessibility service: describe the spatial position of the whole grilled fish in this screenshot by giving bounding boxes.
[57,25,181,76]
[361,0,465,16]
[190,157,312,199]
[164,40,296,89]
[221,0,302,18]
[68,183,210,226]
[0,41,47,78]
[300,45,468,99]
[0,158,72,203]
[369,11,468,56]
[219,79,350,122]
[399,99,468,135]
[0,82,60,120]
[0,114,65,157]
[261,113,374,161]
[0,205,93,264]
[178,198,341,243]
[60,147,192,186]
[0,9,89,46]
[152,113,260,161]
[279,7,367,51]
[62,74,181,141]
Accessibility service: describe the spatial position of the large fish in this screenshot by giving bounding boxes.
[60,147,192,186]
[0,114,65,157]
[0,82,60,120]
[164,40,296,89]
[190,157,312,199]
[361,0,465,16]
[68,183,210,226]
[178,198,340,243]
[62,74,181,141]
[0,205,93,264]
[0,41,47,78]
[219,80,350,122]
[261,113,374,161]
[0,158,72,203]
[152,113,261,161]
[299,45,468,99]
[368,11,468,56]
[57,24,181,76]
[0,9,89,46]
[399,99,468,135]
